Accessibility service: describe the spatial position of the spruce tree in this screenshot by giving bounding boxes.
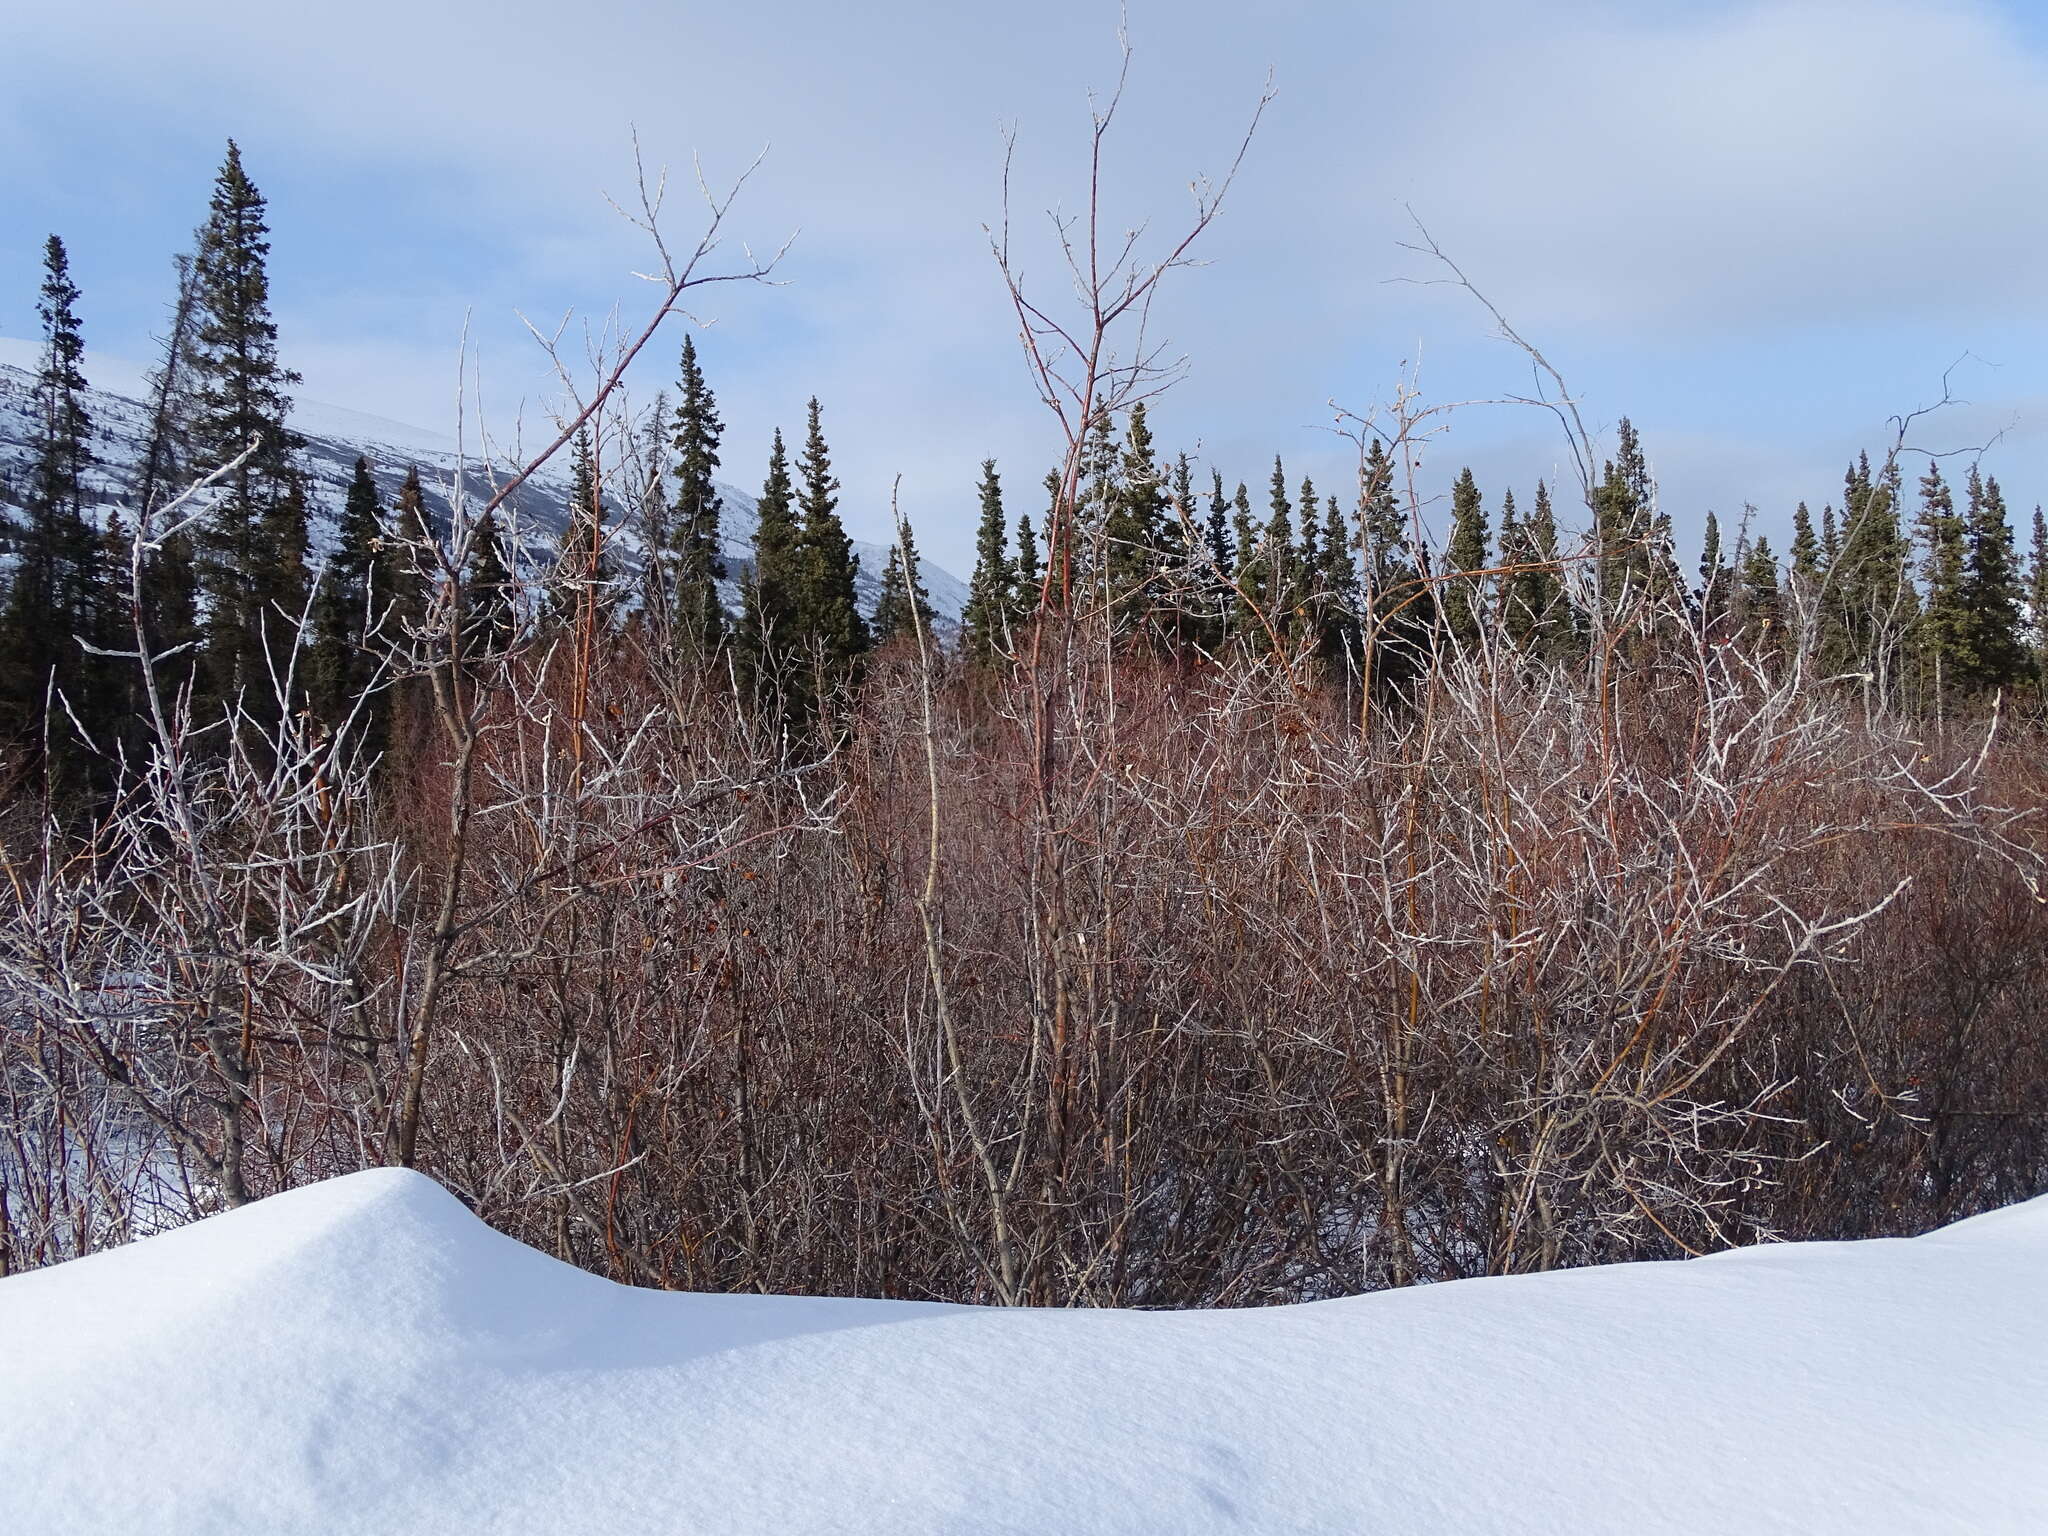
[1194,470,1235,649]
[1102,403,1168,632]
[1593,418,1653,616]
[1160,452,1205,648]
[2027,506,2048,685]
[1784,501,1822,652]
[1072,410,1121,596]
[306,456,387,731]
[464,508,517,659]
[667,334,727,661]
[546,430,614,630]
[128,256,205,708]
[871,547,912,646]
[793,398,866,673]
[1790,503,1822,581]
[1499,488,1532,651]
[1315,492,1360,675]
[187,142,309,718]
[91,509,140,759]
[1359,438,1435,692]
[1822,453,1915,685]
[739,429,802,702]
[1297,475,1321,590]
[1264,458,1297,627]
[1012,509,1042,629]
[388,467,437,657]
[1519,480,1576,662]
[1956,469,2031,695]
[1915,463,1968,703]
[870,521,935,647]
[1204,470,1235,580]
[142,530,203,704]
[1444,466,1489,650]
[1228,481,1260,642]
[1,234,102,769]
[630,393,672,630]
[1738,536,1784,659]
[133,254,201,530]
[962,459,1013,665]
[1698,510,1731,637]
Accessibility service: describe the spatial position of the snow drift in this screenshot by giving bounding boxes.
[2,1170,2044,1534]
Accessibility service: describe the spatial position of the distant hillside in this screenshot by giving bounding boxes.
[0,347,966,625]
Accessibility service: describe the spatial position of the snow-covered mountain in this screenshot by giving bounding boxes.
[0,348,967,624]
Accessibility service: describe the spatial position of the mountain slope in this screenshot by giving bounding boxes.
[0,345,966,623]
[3,1167,2045,1534]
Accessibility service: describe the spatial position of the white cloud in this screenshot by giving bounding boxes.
[9,0,2048,571]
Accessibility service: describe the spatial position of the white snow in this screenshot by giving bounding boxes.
[3,1171,2043,1533]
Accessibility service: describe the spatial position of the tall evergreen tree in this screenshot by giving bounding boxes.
[1956,469,2031,695]
[1915,463,1968,702]
[1592,418,1653,616]
[1204,469,1235,579]
[91,507,141,756]
[1738,536,1784,659]
[306,456,387,731]
[962,459,1013,665]
[388,466,437,655]
[1012,509,1042,628]
[1296,475,1321,591]
[1072,410,1121,596]
[1314,492,1360,675]
[1159,452,1206,647]
[463,507,517,660]
[739,429,802,702]
[870,520,935,646]
[546,430,614,630]
[666,334,727,661]
[1821,453,1916,685]
[1514,480,1576,662]
[1265,458,1298,625]
[132,254,201,530]
[187,142,308,717]
[2027,506,2048,685]
[1785,500,1824,655]
[1227,480,1260,641]
[1358,438,1434,692]
[1102,403,1169,632]
[630,393,672,628]
[1790,502,1822,580]
[793,398,866,673]
[1189,469,1233,649]
[127,255,206,705]
[142,528,203,703]
[1227,457,1301,639]
[1698,510,1731,637]
[1443,466,1489,650]
[1499,487,1533,651]
[1,234,103,767]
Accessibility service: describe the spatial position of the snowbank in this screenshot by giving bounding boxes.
[3,1169,2043,1534]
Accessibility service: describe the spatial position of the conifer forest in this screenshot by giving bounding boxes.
[4,99,2047,1310]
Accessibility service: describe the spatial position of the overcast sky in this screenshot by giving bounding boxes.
[7,0,2048,573]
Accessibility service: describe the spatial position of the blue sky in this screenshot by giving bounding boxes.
[6,0,2048,573]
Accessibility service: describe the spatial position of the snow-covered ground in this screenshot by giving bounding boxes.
[2,1170,2043,1534]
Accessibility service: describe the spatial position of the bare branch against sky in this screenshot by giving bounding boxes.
[6,0,2048,567]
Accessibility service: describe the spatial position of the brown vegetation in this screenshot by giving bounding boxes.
[5,590,2044,1301]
